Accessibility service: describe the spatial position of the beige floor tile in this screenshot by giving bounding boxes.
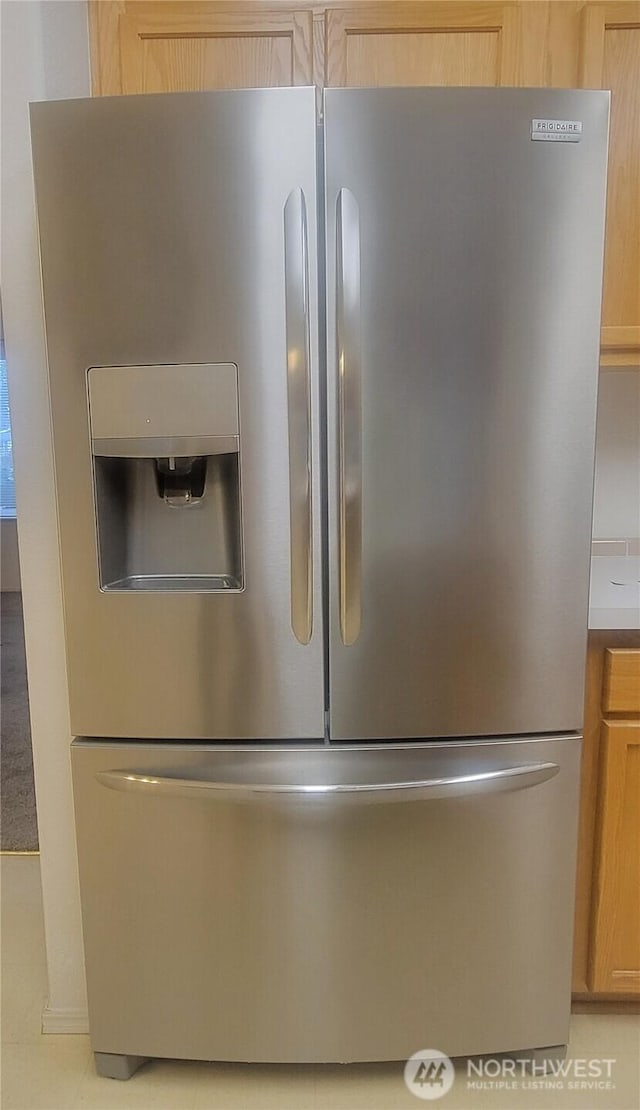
[0,857,48,963]
[1,859,48,974]
[314,1061,415,1109]
[1,856,48,1046]
[1,1038,91,1110]
[1,980,46,1048]
[193,1063,317,1109]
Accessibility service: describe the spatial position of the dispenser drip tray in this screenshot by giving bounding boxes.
[103,574,241,592]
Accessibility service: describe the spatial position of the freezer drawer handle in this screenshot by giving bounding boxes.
[96,762,559,805]
[336,188,362,646]
[284,188,313,645]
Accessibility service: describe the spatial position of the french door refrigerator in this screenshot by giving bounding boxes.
[30,86,609,1078]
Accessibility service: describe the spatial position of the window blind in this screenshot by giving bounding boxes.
[0,358,16,517]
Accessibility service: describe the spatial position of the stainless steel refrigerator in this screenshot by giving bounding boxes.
[30,86,609,1078]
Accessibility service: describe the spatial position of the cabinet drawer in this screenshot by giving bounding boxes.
[603,649,640,714]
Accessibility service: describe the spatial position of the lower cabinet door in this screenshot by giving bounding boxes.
[72,736,581,1062]
[590,721,640,994]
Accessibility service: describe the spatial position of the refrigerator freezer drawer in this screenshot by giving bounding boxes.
[72,736,580,1063]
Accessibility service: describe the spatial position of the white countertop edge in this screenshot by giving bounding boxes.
[588,607,640,630]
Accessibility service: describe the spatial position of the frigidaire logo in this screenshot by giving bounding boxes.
[531,119,583,142]
[535,120,580,132]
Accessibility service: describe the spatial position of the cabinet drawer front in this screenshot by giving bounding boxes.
[603,649,640,714]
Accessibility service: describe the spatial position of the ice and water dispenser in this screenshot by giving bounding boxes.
[88,364,243,591]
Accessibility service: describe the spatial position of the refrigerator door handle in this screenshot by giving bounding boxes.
[96,761,559,805]
[284,188,313,645]
[336,188,362,646]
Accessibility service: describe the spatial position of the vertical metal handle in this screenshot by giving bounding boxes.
[284,189,313,645]
[336,188,362,645]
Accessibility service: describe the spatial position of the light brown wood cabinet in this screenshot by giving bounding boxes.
[573,638,640,999]
[89,2,314,94]
[89,1,640,366]
[590,720,640,993]
[579,2,640,366]
[324,2,582,88]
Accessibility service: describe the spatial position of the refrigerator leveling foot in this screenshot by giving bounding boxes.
[94,1052,150,1080]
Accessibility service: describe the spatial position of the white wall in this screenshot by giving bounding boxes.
[1,0,90,1030]
[1,519,21,590]
[592,370,640,540]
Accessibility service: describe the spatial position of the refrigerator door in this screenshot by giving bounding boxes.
[72,735,580,1063]
[30,89,324,739]
[324,88,609,740]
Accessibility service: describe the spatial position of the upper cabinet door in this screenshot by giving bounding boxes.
[324,1,581,89]
[89,1,314,94]
[580,2,640,365]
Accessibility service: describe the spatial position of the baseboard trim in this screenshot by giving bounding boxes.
[572,998,640,1013]
[42,1005,90,1034]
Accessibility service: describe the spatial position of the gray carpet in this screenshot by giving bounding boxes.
[1,592,38,850]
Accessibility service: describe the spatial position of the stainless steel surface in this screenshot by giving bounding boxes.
[39,89,600,1072]
[96,759,559,804]
[284,188,313,645]
[31,88,324,738]
[87,363,239,439]
[93,452,243,591]
[103,574,239,593]
[336,188,363,647]
[72,735,581,1063]
[93,435,239,458]
[324,87,609,740]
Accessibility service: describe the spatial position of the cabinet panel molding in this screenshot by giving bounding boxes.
[89,0,125,96]
[589,721,640,994]
[603,648,640,714]
[600,326,640,366]
[343,28,501,87]
[572,630,640,996]
[89,2,314,95]
[580,3,640,346]
[325,2,585,89]
[325,3,520,87]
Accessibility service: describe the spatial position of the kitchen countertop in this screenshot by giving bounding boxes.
[589,556,640,630]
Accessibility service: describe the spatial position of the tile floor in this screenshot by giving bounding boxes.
[1,855,639,1110]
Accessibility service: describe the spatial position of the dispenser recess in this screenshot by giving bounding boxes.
[88,364,243,592]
